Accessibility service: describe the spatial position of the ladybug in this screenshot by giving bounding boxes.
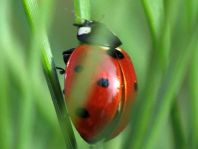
[61,20,137,143]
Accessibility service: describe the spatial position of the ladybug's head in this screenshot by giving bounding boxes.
[73,20,122,48]
[73,20,94,35]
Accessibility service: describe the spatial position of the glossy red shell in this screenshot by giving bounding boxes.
[64,44,137,143]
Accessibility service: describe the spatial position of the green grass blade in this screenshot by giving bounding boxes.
[15,71,34,149]
[0,0,34,148]
[0,1,12,148]
[0,21,34,149]
[171,100,187,149]
[122,0,197,148]
[21,0,76,148]
[145,27,198,149]
[0,55,12,149]
[141,0,164,42]
[188,43,198,149]
[122,1,166,148]
[74,0,91,23]
[186,5,198,149]
[41,35,76,149]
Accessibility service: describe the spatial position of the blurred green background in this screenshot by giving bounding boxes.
[0,0,198,149]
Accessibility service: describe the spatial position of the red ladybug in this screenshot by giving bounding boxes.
[62,20,137,143]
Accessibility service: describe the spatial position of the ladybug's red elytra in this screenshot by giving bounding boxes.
[61,20,137,143]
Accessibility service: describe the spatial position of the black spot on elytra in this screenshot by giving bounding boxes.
[74,65,83,72]
[134,82,138,91]
[107,49,124,59]
[76,107,89,118]
[97,78,109,87]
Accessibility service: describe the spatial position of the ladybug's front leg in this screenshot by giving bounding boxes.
[56,48,75,75]
[62,48,75,64]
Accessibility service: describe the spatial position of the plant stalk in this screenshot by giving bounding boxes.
[74,0,91,24]
[21,0,76,148]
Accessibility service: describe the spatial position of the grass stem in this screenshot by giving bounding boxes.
[21,0,76,148]
[188,42,198,149]
[171,99,186,149]
[74,0,91,24]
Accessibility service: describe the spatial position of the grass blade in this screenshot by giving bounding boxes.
[122,0,166,148]
[145,26,198,149]
[74,0,91,23]
[41,35,76,148]
[171,100,187,149]
[122,0,197,148]
[188,43,198,149]
[0,0,34,148]
[21,0,76,148]
[0,1,12,148]
[0,54,12,149]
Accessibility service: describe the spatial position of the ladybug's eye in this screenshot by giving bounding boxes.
[78,27,91,35]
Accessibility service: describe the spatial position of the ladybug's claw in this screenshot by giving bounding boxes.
[56,67,65,75]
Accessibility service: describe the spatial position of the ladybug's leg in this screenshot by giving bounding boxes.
[56,48,75,75]
[56,67,65,74]
[55,67,65,94]
[62,48,75,64]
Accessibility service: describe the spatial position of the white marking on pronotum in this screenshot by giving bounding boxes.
[78,27,91,35]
